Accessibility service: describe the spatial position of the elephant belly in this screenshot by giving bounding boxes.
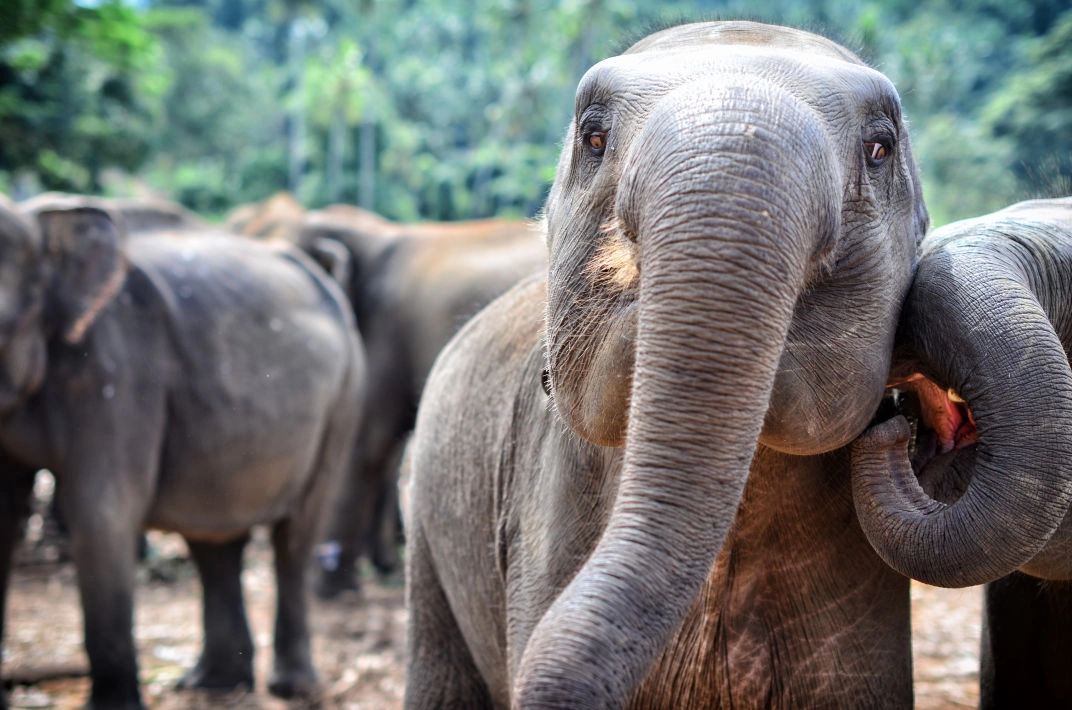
[145,426,324,539]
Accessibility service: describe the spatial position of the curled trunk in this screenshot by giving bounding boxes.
[853,247,1072,587]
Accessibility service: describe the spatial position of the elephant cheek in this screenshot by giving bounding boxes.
[550,307,637,448]
[760,351,885,455]
[577,350,634,448]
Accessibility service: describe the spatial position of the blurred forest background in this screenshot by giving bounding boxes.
[1,0,1069,227]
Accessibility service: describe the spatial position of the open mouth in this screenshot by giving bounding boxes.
[867,373,979,495]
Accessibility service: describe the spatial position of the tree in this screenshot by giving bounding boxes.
[0,1,160,195]
[983,9,1072,197]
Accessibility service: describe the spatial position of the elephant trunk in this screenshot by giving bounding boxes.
[853,249,1072,587]
[515,81,839,706]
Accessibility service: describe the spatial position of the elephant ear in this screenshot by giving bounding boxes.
[36,207,128,345]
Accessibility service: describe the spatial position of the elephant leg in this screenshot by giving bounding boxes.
[404,525,493,709]
[316,351,413,600]
[980,573,1072,708]
[0,467,36,710]
[62,496,145,710]
[177,535,254,692]
[367,442,404,575]
[316,424,403,598]
[267,519,319,699]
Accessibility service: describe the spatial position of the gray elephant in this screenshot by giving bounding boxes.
[852,197,1072,708]
[404,21,928,708]
[289,205,547,597]
[0,196,365,710]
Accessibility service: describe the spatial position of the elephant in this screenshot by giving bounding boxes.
[224,191,306,242]
[225,194,547,593]
[0,196,366,710]
[851,196,1072,707]
[403,20,928,708]
[289,205,547,597]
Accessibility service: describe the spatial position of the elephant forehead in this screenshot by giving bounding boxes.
[577,45,894,119]
[625,21,863,63]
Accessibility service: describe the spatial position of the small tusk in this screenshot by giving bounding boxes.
[947,387,966,404]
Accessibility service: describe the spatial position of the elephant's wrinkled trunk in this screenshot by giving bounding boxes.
[853,251,1072,587]
[515,81,839,707]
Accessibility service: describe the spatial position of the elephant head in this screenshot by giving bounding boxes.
[518,21,927,705]
[853,197,1072,587]
[0,195,127,413]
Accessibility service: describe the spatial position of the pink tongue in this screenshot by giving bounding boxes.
[898,374,978,453]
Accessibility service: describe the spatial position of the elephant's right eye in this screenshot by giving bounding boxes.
[578,103,610,158]
[586,131,608,156]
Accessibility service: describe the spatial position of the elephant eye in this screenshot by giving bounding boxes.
[586,131,608,156]
[864,139,890,166]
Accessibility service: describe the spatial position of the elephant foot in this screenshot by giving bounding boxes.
[82,677,145,710]
[267,666,320,700]
[314,564,361,600]
[371,543,401,576]
[176,659,254,693]
[80,702,146,710]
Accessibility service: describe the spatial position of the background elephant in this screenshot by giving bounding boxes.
[0,196,365,710]
[404,21,928,708]
[224,191,306,241]
[851,197,1072,707]
[288,205,547,597]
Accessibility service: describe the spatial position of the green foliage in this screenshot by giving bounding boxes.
[982,9,1072,197]
[1,0,1067,224]
[0,0,159,194]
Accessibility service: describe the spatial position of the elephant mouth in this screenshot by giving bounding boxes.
[867,373,978,491]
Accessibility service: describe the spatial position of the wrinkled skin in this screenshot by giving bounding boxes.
[0,196,365,710]
[405,22,927,708]
[289,205,547,597]
[852,197,1072,708]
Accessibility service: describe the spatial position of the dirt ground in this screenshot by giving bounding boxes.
[4,530,981,710]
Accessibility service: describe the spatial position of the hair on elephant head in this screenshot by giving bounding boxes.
[405,20,927,709]
[853,197,1072,585]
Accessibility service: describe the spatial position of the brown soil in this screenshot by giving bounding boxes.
[4,531,981,709]
[5,531,404,710]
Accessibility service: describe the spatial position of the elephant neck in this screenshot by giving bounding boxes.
[629,446,911,708]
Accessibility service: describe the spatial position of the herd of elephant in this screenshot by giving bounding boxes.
[2,18,1072,710]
